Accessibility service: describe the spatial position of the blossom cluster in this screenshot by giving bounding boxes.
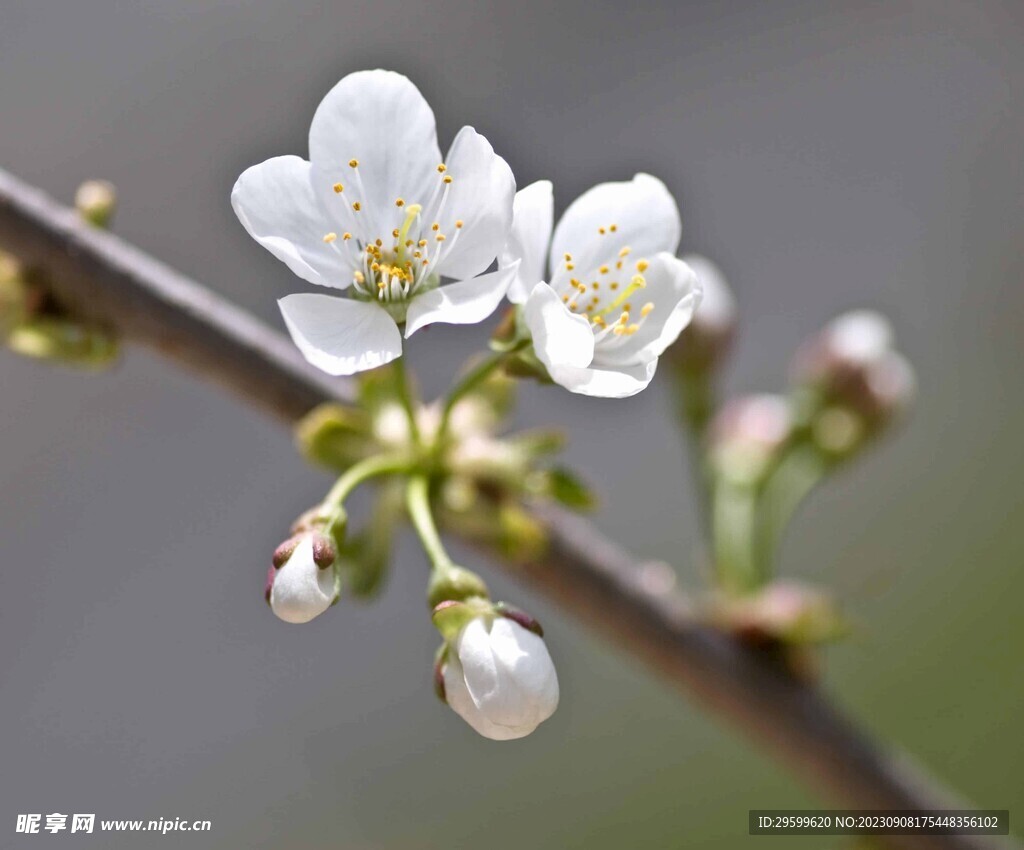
[231,69,914,740]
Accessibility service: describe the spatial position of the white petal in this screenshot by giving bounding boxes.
[443,653,532,741]
[479,619,559,728]
[500,180,553,304]
[431,126,516,281]
[594,253,701,367]
[269,537,335,624]
[549,173,681,280]
[826,310,894,366]
[547,360,658,399]
[278,293,402,376]
[308,70,442,237]
[404,263,518,338]
[231,156,348,288]
[523,282,595,370]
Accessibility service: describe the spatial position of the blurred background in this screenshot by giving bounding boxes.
[1,0,1022,847]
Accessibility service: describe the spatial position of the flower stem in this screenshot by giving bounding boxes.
[391,355,422,448]
[438,343,525,440]
[406,474,454,574]
[321,453,415,514]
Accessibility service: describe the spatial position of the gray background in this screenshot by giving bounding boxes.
[1,1,1022,847]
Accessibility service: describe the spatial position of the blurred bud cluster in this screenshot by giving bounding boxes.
[0,182,120,369]
[666,259,915,652]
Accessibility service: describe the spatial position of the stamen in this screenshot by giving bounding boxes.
[352,202,361,211]
[455,220,464,229]
[323,232,338,243]
[395,198,405,207]
[641,302,654,317]
[437,164,447,173]
[443,175,453,184]
[349,159,359,168]
[636,259,649,272]
[333,183,344,194]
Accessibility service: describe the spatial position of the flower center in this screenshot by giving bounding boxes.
[548,224,656,349]
[321,160,465,321]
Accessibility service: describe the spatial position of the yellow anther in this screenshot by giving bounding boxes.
[592,282,600,290]
[436,234,446,242]
[455,219,464,229]
[636,259,649,272]
[566,263,575,271]
[354,271,365,284]
[599,265,609,274]
[613,326,625,336]
[626,323,639,334]
[378,281,386,289]
[443,175,453,184]
[352,202,361,211]
[349,159,359,168]
[562,295,570,303]
[631,274,647,288]
[322,232,338,243]
[375,238,383,247]
[392,229,400,238]
[371,262,381,272]
[564,253,572,262]
[598,227,606,235]
[437,164,447,173]
[610,224,618,232]
[610,282,619,290]
[618,312,630,325]
[343,232,352,241]
[333,183,344,193]
[569,301,579,311]
[593,316,606,327]
[418,239,427,247]
[641,302,654,317]
[619,246,631,257]
[395,198,405,207]
[431,223,440,231]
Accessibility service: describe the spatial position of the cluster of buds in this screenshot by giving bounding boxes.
[265,510,342,624]
[432,591,559,741]
[711,580,847,648]
[791,310,915,458]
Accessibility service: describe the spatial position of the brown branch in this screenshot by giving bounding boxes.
[0,167,1012,850]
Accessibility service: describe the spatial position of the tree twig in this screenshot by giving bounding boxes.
[0,167,1012,850]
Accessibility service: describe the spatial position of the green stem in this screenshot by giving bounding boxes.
[391,355,421,448]
[322,453,415,513]
[406,475,454,573]
[673,369,717,538]
[711,480,761,594]
[438,343,526,441]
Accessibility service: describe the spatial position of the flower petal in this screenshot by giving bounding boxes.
[547,360,658,399]
[594,253,701,367]
[404,263,518,338]
[308,70,442,237]
[431,126,516,281]
[278,293,401,376]
[480,618,559,728]
[523,282,595,371]
[500,180,553,304]
[549,173,681,281]
[443,653,532,741]
[231,156,348,288]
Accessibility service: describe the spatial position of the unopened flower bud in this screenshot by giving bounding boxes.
[671,255,737,373]
[709,394,793,484]
[434,601,559,740]
[792,310,915,438]
[75,180,117,228]
[6,317,119,368]
[714,581,847,646]
[267,532,339,623]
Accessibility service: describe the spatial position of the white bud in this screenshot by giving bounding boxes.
[682,255,736,336]
[442,615,559,740]
[824,310,893,367]
[269,536,337,624]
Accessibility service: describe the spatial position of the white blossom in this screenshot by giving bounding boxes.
[232,70,517,375]
[269,536,337,624]
[500,175,701,397]
[442,614,559,740]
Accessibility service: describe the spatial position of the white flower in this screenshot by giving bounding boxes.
[232,70,518,375]
[442,614,559,740]
[500,175,701,398]
[268,535,338,624]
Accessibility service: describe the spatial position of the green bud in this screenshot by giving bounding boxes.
[427,565,489,609]
[541,466,597,511]
[75,180,117,228]
[295,403,374,472]
[7,317,119,369]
